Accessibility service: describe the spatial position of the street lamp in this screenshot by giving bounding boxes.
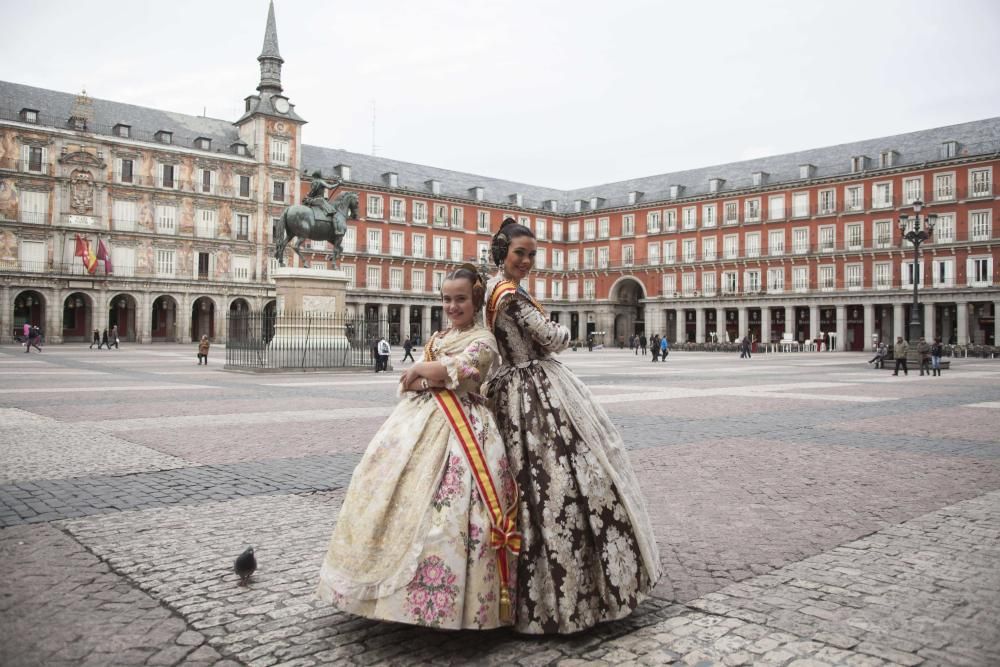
[898,200,937,342]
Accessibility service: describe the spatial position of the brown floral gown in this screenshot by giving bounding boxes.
[484,276,661,634]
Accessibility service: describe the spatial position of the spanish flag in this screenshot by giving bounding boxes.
[75,234,98,274]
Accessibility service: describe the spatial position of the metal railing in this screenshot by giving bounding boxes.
[225,311,392,371]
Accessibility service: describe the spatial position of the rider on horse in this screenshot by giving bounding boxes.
[303,171,340,222]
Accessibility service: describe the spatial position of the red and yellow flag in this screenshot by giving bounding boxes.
[74,234,98,274]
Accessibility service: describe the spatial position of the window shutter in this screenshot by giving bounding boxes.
[21,144,28,167]
[209,253,216,279]
[193,252,199,280]
[966,258,973,286]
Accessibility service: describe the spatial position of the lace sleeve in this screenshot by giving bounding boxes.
[439,339,497,390]
[507,296,571,353]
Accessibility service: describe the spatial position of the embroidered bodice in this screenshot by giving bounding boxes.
[427,328,499,396]
[486,277,570,366]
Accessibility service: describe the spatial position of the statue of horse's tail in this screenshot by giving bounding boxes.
[273,209,287,260]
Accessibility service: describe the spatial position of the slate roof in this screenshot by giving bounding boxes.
[0,80,243,153]
[2,77,999,212]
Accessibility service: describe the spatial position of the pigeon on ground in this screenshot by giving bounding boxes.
[234,546,257,586]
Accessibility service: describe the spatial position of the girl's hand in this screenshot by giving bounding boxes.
[399,366,422,387]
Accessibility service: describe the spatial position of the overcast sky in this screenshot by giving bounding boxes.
[3,0,999,189]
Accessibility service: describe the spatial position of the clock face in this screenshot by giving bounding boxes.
[274,98,290,114]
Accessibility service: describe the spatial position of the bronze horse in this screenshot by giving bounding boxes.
[273,191,359,268]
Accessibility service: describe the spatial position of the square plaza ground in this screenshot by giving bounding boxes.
[0,345,998,666]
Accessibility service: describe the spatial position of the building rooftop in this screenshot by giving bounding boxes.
[3,78,999,211]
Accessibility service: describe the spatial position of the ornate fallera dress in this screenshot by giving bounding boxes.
[484,276,661,635]
[317,325,518,629]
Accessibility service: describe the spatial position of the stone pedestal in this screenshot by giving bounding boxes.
[269,267,350,368]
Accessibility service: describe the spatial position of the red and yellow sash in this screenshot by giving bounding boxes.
[432,388,520,623]
[486,280,545,331]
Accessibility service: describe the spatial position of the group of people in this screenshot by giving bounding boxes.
[629,333,670,361]
[20,323,43,353]
[868,336,945,376]
[89,325,120,350]
[370,336,392,372]
[318,218,660,633]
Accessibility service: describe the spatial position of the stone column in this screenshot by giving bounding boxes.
[761,307,772,346]
[646,306,663,339]
[0,286,9,344]
[716,307,726,343]
[695,308,705,343]
[676,309,685,344]
[893,302,905,342]
[863,303,875,351]
[46,288,63,344]
[420,305,432,344]
[138,291,152,344]
[835,305,847,352]
[378,303,389,339]
[955,301,968,344]
[924,302,935,342]
[784,305,795,341]
[738,307,748,341]
[400,303,411,343]
[809,304,820,341]
[994,302,1000,347]
[177,293,191,343]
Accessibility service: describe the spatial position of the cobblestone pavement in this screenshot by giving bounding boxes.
[2,344,999,666]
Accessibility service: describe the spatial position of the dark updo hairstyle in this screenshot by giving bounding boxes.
[490,217,535,267]
[443,264,487,310]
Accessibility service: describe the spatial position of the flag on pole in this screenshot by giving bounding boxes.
[97,239,113,275]
[74,234,98,274]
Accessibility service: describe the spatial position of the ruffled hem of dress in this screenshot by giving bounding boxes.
[512,589,652,636]
[316,533,426,603]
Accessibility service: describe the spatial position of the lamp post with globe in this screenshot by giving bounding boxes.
[898,200,937,343]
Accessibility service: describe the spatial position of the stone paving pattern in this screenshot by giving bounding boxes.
[1,344,999,666]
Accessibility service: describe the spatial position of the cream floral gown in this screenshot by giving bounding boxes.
[484,276,661,634]
[317,326,517,629]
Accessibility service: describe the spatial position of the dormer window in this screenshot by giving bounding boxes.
[155,130,173,145]
[752,172,768,187]
[20,108,38,124]
[941,141,958,158]
[114,124,131,138]
[628,191,643,205]
[335,164,351,181]
[69,116,87,131]
[574,200,584,213]
[546,199,559,213]
[470,186,484,201]
[426,179,441,195]
[231,141,248,156]
[879,150,897,168]
[383,172,399,187]
[509,193,523,207]
[195,137,212,150]
[850,156,869,173]
[590,196,604,210]
[669,185,685,199]
[708,178,724,193]
[799,164,816,179]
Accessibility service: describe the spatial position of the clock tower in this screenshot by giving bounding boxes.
[235,0,306,267]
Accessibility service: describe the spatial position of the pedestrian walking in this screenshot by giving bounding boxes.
[639,334,647,356]
[89,328,100,349]
[401,336,415,363]
[197,335,210,365]
[930,337,944,376]
[660,335,669,361]
[892,336,908,376]
[650,334,660,362]
[376,336,391,372]
[21,322,30,350]
[587,334,594,352]
[109,325,120,350]
[99,328,109,350]
[25,325,43,353]
[917,337,931,376]
[740,335,752,359]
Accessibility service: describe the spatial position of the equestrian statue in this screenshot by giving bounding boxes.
[273,171,359,268]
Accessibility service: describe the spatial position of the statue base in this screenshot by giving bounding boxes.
[267,267,351,369]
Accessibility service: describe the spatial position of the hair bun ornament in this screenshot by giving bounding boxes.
[499,217,516,231]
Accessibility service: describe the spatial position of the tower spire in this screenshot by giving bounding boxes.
[257,0,284,94]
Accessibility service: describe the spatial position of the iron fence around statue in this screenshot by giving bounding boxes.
[225,311,392,371]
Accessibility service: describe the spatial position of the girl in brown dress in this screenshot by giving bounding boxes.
[484,218,661,634]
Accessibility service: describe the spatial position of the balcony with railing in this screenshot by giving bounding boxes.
[0,158,55,176]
